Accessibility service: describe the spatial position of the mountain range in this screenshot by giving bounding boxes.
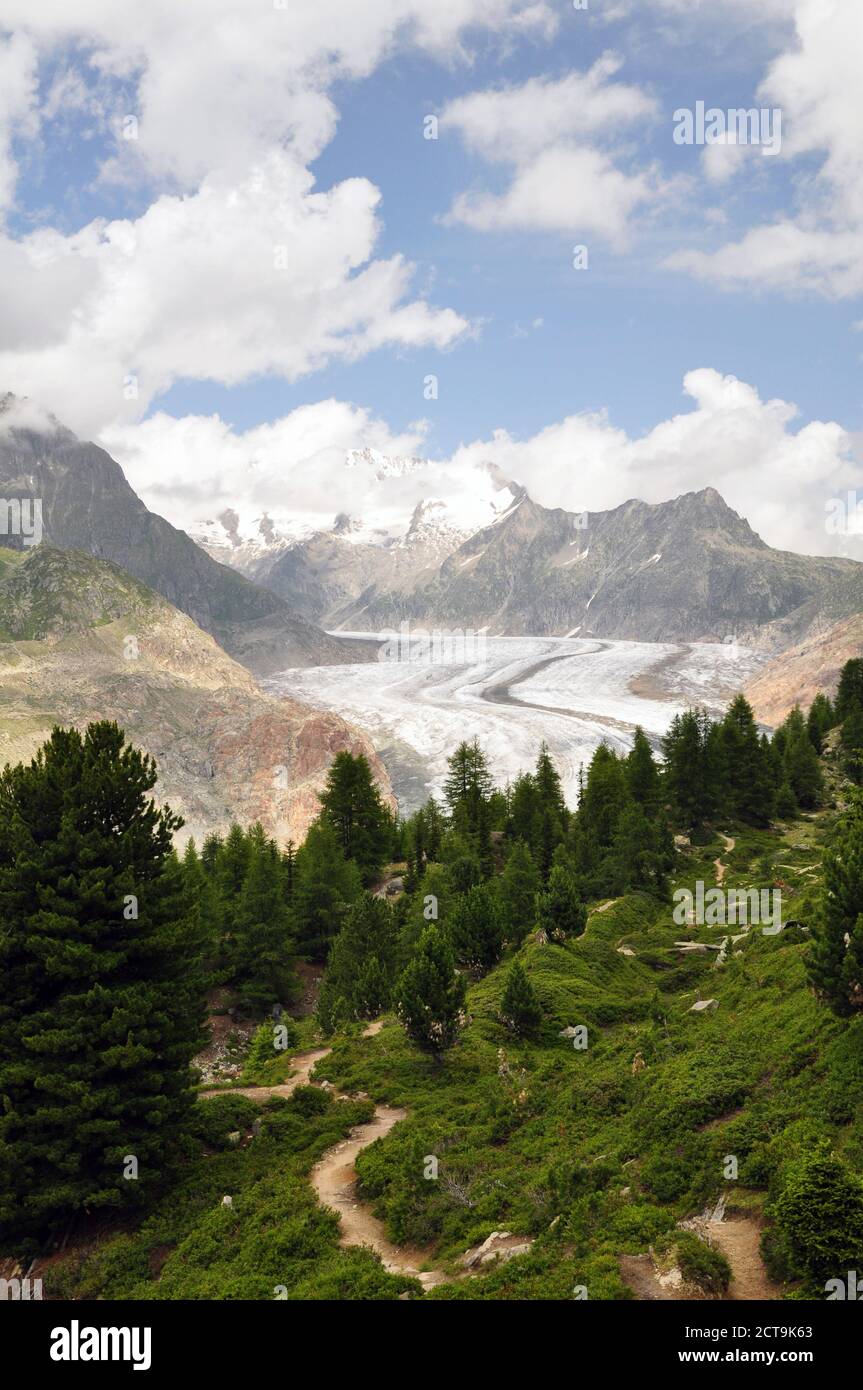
[193,451,860,654]
[0,395,369,676]
[0,545,392,845]
[2,402,861,736]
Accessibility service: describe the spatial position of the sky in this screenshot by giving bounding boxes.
[0,0,862,558]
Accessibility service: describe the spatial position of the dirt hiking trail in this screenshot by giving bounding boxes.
[200,1022,449,1288]
[714,834,736,886]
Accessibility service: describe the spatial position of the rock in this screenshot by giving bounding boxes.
[221,1195,233,1208]
[688,999,719,1013]
[617,946,636,957]
[459,1231,534,1270]
[558,1026,580,1039]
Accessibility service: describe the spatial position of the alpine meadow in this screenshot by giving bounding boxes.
[1,0,863,1367]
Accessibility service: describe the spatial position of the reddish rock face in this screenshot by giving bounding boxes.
[0,591,394,850]
[745,614,863,728]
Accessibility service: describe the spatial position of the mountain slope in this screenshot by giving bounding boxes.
[0,546,393,844]
[744,614,863,727]
[0,394,370,675]
[333,487,859,645]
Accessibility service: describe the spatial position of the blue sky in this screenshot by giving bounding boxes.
[0,1,861,557]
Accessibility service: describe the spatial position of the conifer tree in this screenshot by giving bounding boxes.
[808,792,863,1016]
[232,824,298,1010]
[781,708,823,809]
[500,839,541,944]
[0,722,209,1242]
[316,893,398,1029]
[535,864,587,941]
[449,882,505,972]
[290,819,362,960]
[835,659,863,723]
[807,692,835,754]
[775,779,798,819]
[626,726,661,812]
[841,707,863,785]
[662,709,715,831]
[500,961,543,1039]
[394,926,466,1056]
[319,751,391,883]
[397,862,451,968]
[719,695,775,825]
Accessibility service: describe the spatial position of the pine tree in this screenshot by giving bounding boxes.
[0,722,209,1242]
[781,708,823,809]
[215,823,252,939]
[579,743,629,848]
[422,797,445,861]
[500,839,541,944]
[508,772,541,848]
[394,926,466,1056]
[316,893,398,1029]
[232,824,298,1010]
[775,780,798,819]
[500,961,543,1038]
[835,659,863,723]
[807,692,835,754]
[180,838,219,979]
[535,864,587,941]
[808,792,863,1016]
[449,883,504,972]
[606,802,672,894]
[662,709,715,831]
[397,862,451,968]
[443,739,494,868]
[319,751,391,883]
[626,726,661,812]
[841,707,863,785]
[719,695,775,825]
[290,819,362,960]
[440,830,483,895]
[282,839,296,903]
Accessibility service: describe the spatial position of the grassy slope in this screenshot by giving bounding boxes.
[314,814,863,1299]
[44,808,863,1301]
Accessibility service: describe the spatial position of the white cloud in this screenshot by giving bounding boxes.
[0,33,39,213]
[448,146,660,244]
[442,57,664,244]
[102,400,431,536]
[669,0,863,298]
[448,367,857,557]
[0,153,470,434]
[102,369,859,562]
[0,0,558,186]
[0,0,557,431]
[443,57,656,163]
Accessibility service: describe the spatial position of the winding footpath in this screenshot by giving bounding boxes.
[202,1003,775,1300]
[200,1022,448,1289]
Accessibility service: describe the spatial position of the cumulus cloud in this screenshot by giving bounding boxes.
[102,400,431,537]
[668,0,863,298]
[0,33,39,213]
[101,369,859,562]
[0,0,558,186]
[448,367,858,558]
[0,153,471,434]
[0,0,558,431]
[442,57,666,245]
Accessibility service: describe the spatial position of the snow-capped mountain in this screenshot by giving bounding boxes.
[191,449,527,618]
